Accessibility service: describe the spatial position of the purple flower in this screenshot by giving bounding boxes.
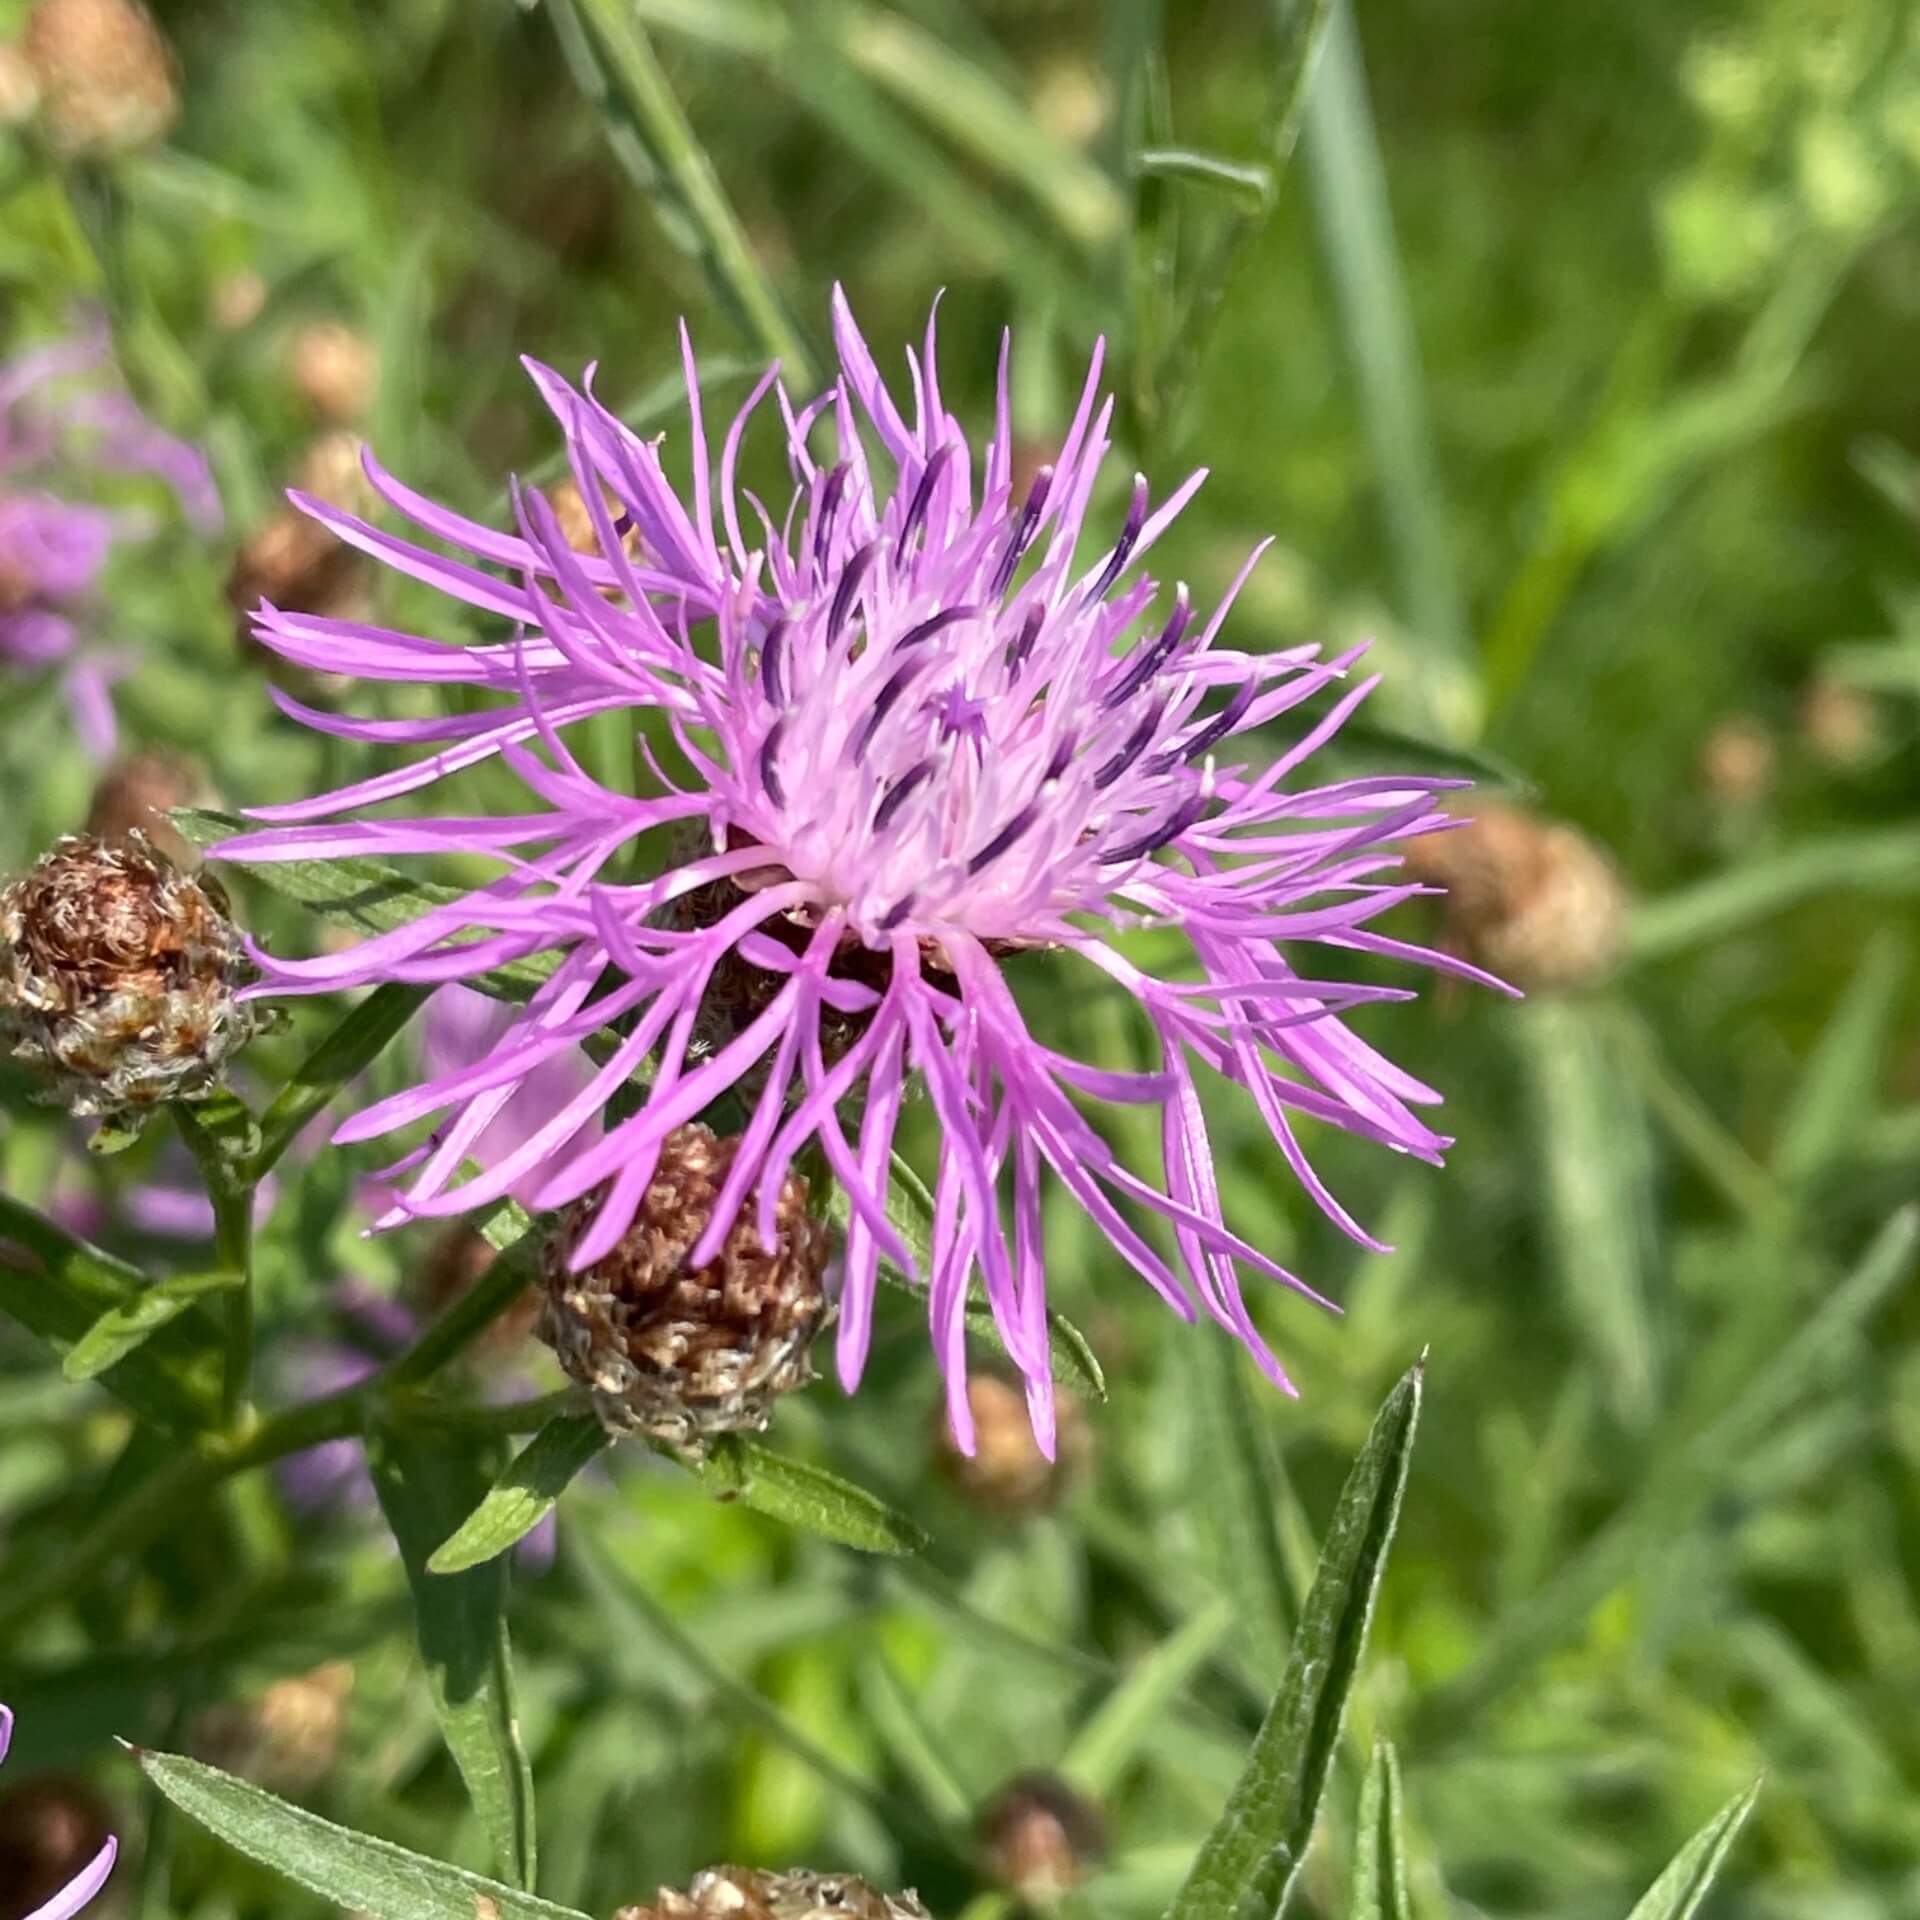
[0,1705,116,1920]
[0,316,220,758]
[222,290,1503,1452]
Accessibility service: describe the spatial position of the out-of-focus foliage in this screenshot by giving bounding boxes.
[3,1,1919,1918]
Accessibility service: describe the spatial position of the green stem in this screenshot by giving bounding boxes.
[173,1104,258,1425]
[564,0,812,384]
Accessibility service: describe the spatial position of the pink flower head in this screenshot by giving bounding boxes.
[0,316,221,757]
[222,290,1505,1454]
[0,1704,118,1920]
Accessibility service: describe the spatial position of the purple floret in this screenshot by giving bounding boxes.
[222,289,1507,1453]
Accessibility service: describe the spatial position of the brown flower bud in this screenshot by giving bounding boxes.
[211,267,266,333]
[22,0,177,155]
[1801,675,1884,770]
[411,1222,541,1357]
[0,45,40,128]
[539,1125,831,1452]
[85,748,210,865]
[1,831,261,1117]
[615,1867,933,1920]
[0,1771,115,1920]
[288,320,378,427]
[978,1773,1108,1907]
[938,1373,1089,1517]
[191,1661,354,1796]
[1698,714,1776,810]
[1402,802,1627,993]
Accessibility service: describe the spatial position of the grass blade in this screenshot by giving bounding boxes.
[1623,1780,1762,1920]
[132,1747,585,1920]
[1774,933,1908,1186]
[1163,1360,1424,1920]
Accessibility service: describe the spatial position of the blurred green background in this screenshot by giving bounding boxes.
[4,1,1920,1916]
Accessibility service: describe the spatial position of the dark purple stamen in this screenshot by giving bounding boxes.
[1151,683,1255,773]
[874,760,933,832]
[759,618,789,708]
[829,539,882,646]
[897,605,976,651]
[813,463,850,568]
[1102,791,1211,864]
[968,800,1043,876]
[611,509,635,541]
[988,465,1053,600]
[1006,605,1045,677]
[879,895,917,930]
[1093,702,1164,789]
[1102,587,1192,710]
[898,442,957,554]
[1087,474,1149,603]
[1045,732,1077,782]
[853,656,929,760]
[759,719,787,810]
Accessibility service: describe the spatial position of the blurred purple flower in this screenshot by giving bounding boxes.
[0,1704,116,1920]
[221,290,1507,1451]
[0,316,220,758]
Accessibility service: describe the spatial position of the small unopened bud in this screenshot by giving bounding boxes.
[1698,714,1776,810]
[1403,802,1628,993]
[938,1373,1089,1517]
[22,0,177,155]
[85,748,209,864]
[211,267,267,333]
[978,1773,1108,1908]
[0,44,41,127]
[0,831,261,1118]
[0,1771,115,1920]
[412,1222,541,1357]
[539,1125,831,1452]
[191,1661,354,1796]
[289,320,378,427]
[615,1866,933,1919]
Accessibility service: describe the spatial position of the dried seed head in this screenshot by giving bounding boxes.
[0,1771,115,1920]
[539,1124,831,1453]
[938,1373,1089,1517]
[978,1773,1108,1907]
[21,0,177,155]
[0,832,261,1117]
[85,748,210,864]
[190,1661,354,1796]
[1403,802,1627,993]
[615,1867,933,1920]
[1698,714,1776,810]
[289,320,378,426]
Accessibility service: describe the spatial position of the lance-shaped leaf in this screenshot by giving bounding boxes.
[63,1269,242,1384]
[429,1413,610,1575]
[368,1425,539,1889]
[1623,1781,1761,1920]
[132,1746,586,1920]
[697,1434,930,1555]
[1164,1360,1423,1920]
[1348,1740,1412,1920]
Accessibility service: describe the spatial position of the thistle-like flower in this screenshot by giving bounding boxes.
[0,832,261,1117]
[1,318,220,755]
[223,291,1502,1450]
[0,1704,117,1920]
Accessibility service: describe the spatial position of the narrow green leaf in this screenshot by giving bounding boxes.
[63,1270,242,1384]
[174,809,557,999]
[849,1154,1107,1400]
[132,1746,586,1920]
[856,1655,976,1832]
[1774,933,1908,1186]
[1061,1597,1236,1800]
[1136,148,1275,210]
[0,1193,219,1428]
[1348,1740,1411,1920]
[368,1426,539,1890]
[1511,999,1661,1425]
[1627,828,1920,964]
[429,1414,610,1575]
[1164,1361,1423,1920]
[1184,1329,1301,1680]
[698,1434,929,1555]
[253,983,434,1180]
[1623,1781,1762,1920]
